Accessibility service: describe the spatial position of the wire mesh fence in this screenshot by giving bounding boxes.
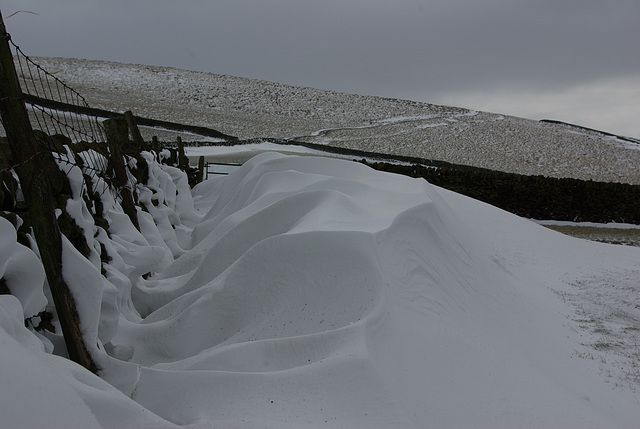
[10,41,106,144]
[0,33,129,195]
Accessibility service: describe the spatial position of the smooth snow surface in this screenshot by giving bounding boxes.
[2,153,640,428]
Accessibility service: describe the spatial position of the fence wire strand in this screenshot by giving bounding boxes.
[1,37,134,197]
[11,42,107,144]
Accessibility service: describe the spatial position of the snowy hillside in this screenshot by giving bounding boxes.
[28,57,640,185]
[2,152,640,428]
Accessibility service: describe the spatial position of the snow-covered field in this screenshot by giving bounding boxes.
[2,58,640,427]
[2,151,640,428]
[18,57,640,184]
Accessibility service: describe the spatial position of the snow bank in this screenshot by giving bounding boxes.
[2,153,640,428]
[0,218,47,318]
[112,154,640,427]
[0,294,177,429]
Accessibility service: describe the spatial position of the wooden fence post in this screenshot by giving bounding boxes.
[152,136,160,161]
[123,110,146,150]
[103,116,140,231]
[176,136,188,170]
[197,156,205,183]
[0,11,97,373]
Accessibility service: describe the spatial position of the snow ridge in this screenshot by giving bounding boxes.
[3,152,640,427]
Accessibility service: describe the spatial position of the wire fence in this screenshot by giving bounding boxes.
[10,41,106,144]
[0,35,123,194]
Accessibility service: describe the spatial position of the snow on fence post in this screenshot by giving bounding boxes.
[103,116,140,231]
[0,10,98,373]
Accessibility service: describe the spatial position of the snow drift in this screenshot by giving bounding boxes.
[2,153,640,428]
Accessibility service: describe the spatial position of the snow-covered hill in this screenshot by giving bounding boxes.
[2,57,640,427]
[2,152,640,428]
[28,57,640,185]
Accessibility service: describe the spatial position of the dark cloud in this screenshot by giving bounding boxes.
[2,0,639,136]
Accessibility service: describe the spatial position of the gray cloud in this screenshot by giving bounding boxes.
[2,0,639,137]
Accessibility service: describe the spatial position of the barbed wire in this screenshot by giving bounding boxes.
[0,149,49,175]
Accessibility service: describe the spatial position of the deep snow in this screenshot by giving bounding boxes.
[2,152,640,428]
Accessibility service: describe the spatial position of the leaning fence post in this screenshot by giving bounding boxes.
[0,10,97,373]
[103,116,140,231]
[123,110,146,150]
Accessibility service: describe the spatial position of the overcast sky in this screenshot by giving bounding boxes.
[3,0,639,138]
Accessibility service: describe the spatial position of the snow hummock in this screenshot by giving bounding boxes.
[2,153,640,428]
[0,219,47,318]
